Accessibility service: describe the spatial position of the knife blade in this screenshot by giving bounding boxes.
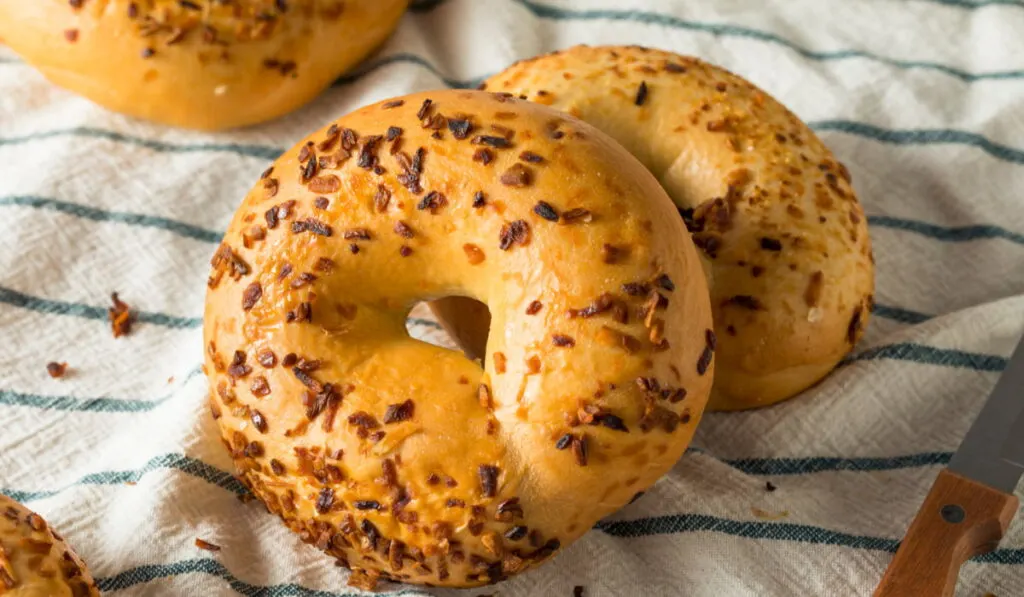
[1001,389,1024,469]
[875,331,1023,597]
[949,333,1024,492]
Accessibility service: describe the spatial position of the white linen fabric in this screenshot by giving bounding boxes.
[1,1,1022,595]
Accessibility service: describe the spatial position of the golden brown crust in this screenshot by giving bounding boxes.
[466,45,875,411]
[0,0,408,130]
[203,89,714,587]
[0,495,98,596]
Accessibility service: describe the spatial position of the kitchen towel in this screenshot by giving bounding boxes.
[1,0,1022,595]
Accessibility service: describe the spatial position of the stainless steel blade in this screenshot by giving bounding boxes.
[948,332,1024,494]
[1003,398,1024,468]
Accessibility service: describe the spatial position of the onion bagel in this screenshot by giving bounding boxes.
[0,494,98,596]
[0,0,408,130]
[432,45,875,411]
[203,89,714,587]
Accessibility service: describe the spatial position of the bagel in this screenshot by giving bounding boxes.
[0,0,408,130]
[432,45,875,411]
[203,89,714,587]
[0,494,99,596]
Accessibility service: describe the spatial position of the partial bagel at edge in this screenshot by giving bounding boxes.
[0,494,99,596]
[0,0,409,130]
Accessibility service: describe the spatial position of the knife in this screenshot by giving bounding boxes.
[875,333,1024,597]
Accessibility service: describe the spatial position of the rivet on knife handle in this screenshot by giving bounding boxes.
[874,469,1018,597]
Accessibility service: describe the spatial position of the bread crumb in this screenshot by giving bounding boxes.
[108,292,134,338]
[194,538,221,552]
[46,362,68,378]
[751,507,789,520]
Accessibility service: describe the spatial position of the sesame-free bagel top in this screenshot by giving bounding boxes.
[203,90,714,588]
[441,46,874,411]
[0,494,99,596]
[0,0,408,130]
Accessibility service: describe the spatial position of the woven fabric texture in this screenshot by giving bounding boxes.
[1,1,1022,595]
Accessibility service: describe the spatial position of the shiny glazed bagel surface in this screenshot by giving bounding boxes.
[0,494,98,596]
[203,89,714,587]
[434,45,875,411]
[0,0,408,130]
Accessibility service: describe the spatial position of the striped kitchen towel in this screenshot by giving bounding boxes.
[1,0,1022,595]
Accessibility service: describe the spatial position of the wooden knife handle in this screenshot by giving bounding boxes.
[874,469,1019,597]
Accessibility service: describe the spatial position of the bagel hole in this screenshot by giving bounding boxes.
[407,297,491,361]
